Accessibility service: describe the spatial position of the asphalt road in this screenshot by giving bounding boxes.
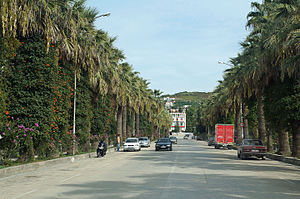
[1,138,300,199]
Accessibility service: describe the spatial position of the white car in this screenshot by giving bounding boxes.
[123,138,141,152]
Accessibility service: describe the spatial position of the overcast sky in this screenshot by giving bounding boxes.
[86,0,260,95]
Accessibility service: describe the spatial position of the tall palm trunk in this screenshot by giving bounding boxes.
[234,100,242,144]
[117,106,123,142]
[253,128,259,139]
[291,120,300,158]
[278,122,291,156]
[158,127,161,138]
[257,89,266,143]
[154,126,158,139]
[122,106,127,138]
[207,124,211,137]
[151,123,154,140]
[135,108,140,137]
[267,128,274,153]
[242,103,249,139]
[132,111,136,136]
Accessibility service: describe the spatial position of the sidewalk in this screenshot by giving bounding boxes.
[266,153,300,166]
[0,147,116,178]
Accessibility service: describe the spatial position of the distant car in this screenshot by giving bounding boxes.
[123,138,141,152]
[183,135,189,139]
[139,137,150,147]
[208,137,215,146]
[196,136,203,141]
[155,138,172,151]
[237,139,266,160]
[169,136,177,144]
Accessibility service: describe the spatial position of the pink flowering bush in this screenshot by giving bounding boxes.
[0,117,39,162]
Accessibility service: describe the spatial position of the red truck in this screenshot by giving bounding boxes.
[214,124,234,149]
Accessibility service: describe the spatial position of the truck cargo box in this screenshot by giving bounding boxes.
[215,124,234,149]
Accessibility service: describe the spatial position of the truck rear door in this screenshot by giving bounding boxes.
[216,124,225,144]
[225,125,234,144]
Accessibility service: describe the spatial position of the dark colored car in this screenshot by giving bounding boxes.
[237,139,266,160]
[169,136,177,144]
[196,136,203,141]
[155,138,172,151]
[208,137,215,146]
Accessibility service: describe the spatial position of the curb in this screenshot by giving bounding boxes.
[266,153,300,166]
[0,147,116,178]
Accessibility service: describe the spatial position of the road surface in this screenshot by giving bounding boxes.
[1,138,300,199]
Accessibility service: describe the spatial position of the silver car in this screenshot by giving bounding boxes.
[138,137,150,147]
[169,136,177,144]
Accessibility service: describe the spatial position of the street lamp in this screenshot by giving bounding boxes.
[72,12,111,155]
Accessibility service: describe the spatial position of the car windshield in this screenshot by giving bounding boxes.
[170,137,176,139]
[139,138,148,141]
[244,140,263,146]
[158,138,170,143]
[126,139,138,143]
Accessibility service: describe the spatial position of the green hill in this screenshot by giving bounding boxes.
[163,91,211,104]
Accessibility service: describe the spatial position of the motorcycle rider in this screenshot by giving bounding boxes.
[97,139,107,158]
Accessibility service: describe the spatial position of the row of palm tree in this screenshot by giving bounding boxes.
[0,0,171,161]
[200,0,299,158]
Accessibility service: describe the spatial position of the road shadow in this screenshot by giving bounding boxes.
[46,171,300,199]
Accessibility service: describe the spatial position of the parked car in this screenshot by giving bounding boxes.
[196,136,203,141]
[183,134,189,139]
[155,138,172,151]
[208,137,216,146]
[169,136,177,144]
[123,138,141,152]
[139,137,150,147]
[237,139,266,160]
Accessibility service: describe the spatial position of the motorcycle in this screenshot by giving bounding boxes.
[97,143,106,158]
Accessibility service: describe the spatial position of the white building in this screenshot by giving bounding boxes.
[170,108,186,132]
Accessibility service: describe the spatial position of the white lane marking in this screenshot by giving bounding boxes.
[60,174,81,183]
[12,189,37,199]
